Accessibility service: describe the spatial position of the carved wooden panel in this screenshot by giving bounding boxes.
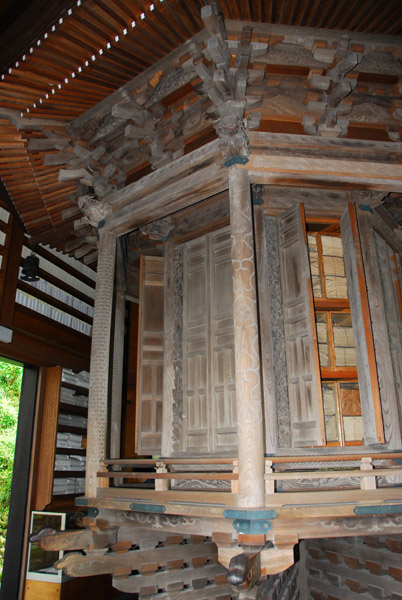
[278,203,325,447]
[136,256,164,455]
[182,227,236,454]
[255,209,290,451]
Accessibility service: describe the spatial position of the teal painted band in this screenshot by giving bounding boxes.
[353,504,402,515]
[253,197,264,205]
[223,509,277,520]
[358,204,374,213]
[75,497,88,506]
[130,502,166,513]
[233,519,273,535]
[224,155,249,168]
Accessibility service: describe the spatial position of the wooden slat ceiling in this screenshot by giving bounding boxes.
[0,0,402,253]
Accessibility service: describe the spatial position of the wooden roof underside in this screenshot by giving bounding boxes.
[1,0,402,258]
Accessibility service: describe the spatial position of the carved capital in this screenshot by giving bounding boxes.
[78,195,112,228]
[140,216,175,241]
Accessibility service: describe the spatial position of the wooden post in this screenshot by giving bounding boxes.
[110,242,126,459]
[231,460,239,494]
[85,226,116,498]
[229,166,265,508]
[155,461,170,491]
[360,456,376,490]
[264,460,275,495]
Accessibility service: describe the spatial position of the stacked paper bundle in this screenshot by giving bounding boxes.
[58,413,88,429]
[54,454,86,471]
[59,386,88,408]
[56,432,83,449]
[61,368,90,388]
[53,477,85,495]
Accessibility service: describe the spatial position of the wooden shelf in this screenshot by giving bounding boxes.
[55,447,86,456]
[60,381,89,395]
[54,471,85,478]
[59,402,88,416]
[32,367,89,511]
[58,424,87,435]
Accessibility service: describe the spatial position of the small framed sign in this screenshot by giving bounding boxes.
[26,511,66,582]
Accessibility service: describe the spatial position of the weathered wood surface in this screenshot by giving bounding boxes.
[31,366,61,510]
[229,167,265,508]
[5,8,402,250]
[181,227,236,454]
[278,203,325,446]
[272,515,402,541]
[110,241,126,459]
[136,255,164,455]
[303,535,402,599]
[108,141,227,236]
[340,204,384,445]
[226,20,402,51]
[161,241,176,457]
[57,540,218,577]
[112,563,227,594]
[368,211,402,434]
[254,208,279,453]
[357,211,402,450]
[248,132,402,190]
[219,545,295,577]
[85,226,116,498]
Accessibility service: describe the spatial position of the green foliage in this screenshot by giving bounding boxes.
[0,361,23,581]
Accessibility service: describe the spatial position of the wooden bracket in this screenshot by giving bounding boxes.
[227,551,261,590]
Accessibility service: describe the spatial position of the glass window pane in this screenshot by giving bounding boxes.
[332,313,356,366]
[316,313,329,367]
[308,234,322,298]
[343,416,363,442]
[340,382,363,443]
[322,382,339,443]
[321,235,348,298]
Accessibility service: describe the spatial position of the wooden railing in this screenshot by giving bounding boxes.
[97,453,402,495]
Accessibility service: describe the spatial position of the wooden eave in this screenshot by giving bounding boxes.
[1,3,402,254]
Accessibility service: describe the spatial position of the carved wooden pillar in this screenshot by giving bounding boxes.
[110,242,125,459]
[229,166,265,508]
[86,225,116,498]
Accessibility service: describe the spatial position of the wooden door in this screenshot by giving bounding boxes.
[135,256,164,455]
[278,203,325,447]
[182,227,237,453]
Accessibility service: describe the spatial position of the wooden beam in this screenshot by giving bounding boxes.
[108,141,228,236]
[247,132,402,190]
